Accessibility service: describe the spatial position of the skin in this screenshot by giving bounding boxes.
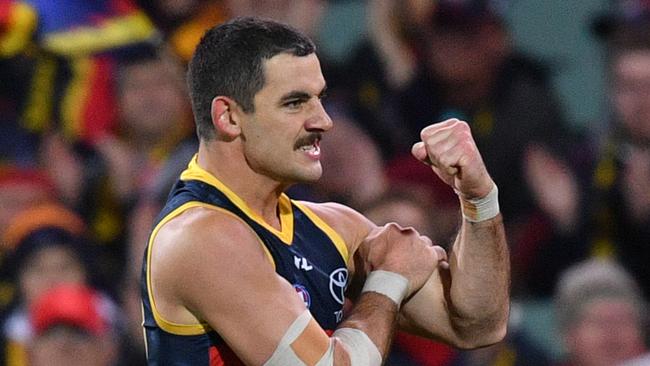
[29,326,116,366]
[149,52,509,365]
[20,246,86,307]
[613,50,650,144]
[565,299,645,366]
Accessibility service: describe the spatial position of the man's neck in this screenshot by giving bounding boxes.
[197,143,287,230]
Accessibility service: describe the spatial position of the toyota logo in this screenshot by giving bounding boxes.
[329,268,348,305]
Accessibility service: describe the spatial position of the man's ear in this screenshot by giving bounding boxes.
[211,96,241,140]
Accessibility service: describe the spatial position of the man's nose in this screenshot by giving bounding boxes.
[305,102,333,132]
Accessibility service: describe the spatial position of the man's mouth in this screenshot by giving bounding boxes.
[296,133,322,157]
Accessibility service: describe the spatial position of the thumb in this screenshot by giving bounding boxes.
[411,142,429,164]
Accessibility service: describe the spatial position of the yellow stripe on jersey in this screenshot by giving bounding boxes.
[146,201,276,335]
[181,155,295,244]
[292,201,349,265]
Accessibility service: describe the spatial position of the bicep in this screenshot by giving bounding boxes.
[398,267,459,344]
[186,246,322,363]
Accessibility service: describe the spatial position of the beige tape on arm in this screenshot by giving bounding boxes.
[263,310,312,366]
[263,309,383,366]
[313,328,383,366]
[361,270,409,309]
[458,183,500,222]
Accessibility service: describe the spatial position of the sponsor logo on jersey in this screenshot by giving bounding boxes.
[329,268,348,305]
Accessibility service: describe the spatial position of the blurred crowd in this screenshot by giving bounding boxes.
[0,0,649,365]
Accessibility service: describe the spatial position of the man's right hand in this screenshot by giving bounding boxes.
[361,223,448,297]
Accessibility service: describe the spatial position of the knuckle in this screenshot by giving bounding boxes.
[384,222,400,232]
[420,126,434,140]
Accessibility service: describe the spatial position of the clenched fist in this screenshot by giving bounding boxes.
[411,119,494,200]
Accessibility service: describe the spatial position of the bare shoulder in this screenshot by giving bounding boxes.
[150,205,274,321]
[153,205,266,263]
[296,201,376,254]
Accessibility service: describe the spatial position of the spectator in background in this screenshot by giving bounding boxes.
[0,1,163,286]
[0,166,58,321]
[582,5,650,299]
[140,0,327,64]
[33,47,197,296]
[97,47,195,210]
[393,0,582,297]
[27,284,120,366]
[554,259,647,366]
[96,47,197,360]
[0,0,159,146]
[0,166,56,240]
[318,0,433,160]
[535,2,650,301]
[0,203,96,365]
[137,0,228,63]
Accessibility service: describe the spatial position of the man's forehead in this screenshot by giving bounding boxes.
[262,53,325,90]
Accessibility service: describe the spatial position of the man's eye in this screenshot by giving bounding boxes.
[285,100,302,108]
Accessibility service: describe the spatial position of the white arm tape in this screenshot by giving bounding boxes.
[263,310,311,366]
[324,328,382,366]
[458,183,500,222]
[263,310,383,366]
[361,270,409,308]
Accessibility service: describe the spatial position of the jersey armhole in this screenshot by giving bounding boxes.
[146,201,276,335]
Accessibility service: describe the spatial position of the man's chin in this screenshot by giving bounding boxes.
[287,169,323,186]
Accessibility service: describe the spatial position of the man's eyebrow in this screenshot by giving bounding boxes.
[279,86,328,103]
[279,91,311,103]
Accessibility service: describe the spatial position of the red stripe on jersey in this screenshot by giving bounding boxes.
[209,344,245,366]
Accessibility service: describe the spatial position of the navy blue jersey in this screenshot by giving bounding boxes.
[141,155,349,365]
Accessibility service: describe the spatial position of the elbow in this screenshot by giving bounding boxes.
[449,312,509,350]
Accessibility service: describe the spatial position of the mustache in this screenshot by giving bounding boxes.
[294,132,322,150]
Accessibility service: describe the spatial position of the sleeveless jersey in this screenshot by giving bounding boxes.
[141,155,350,365]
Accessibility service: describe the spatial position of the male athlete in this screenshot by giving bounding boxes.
[141,17,510,365]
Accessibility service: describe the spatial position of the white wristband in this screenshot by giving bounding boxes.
[361,270,408,308]
[458,183,500,222]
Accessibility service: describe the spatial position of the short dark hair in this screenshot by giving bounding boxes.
[187,17,316,140]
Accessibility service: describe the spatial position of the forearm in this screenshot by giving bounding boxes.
[447,213,510,341]
[256,283,403,366]
[336,291,399,359]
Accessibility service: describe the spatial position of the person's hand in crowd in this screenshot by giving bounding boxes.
[523,143,579,233]
[39,133,83,206]
[95,135,137,202]
[367,0,418,89]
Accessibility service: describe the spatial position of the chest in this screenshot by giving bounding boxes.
[253,210,349,330]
